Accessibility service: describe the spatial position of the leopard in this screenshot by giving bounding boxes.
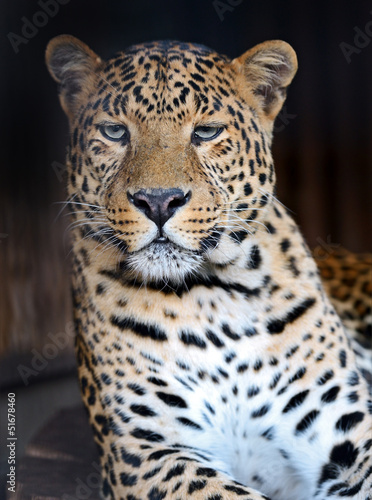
[314,248,372,389]
[314,248,371,348]
[46,35,372,500]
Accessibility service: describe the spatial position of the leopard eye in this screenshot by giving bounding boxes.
[192,126,223,143]
[100,124,128,142]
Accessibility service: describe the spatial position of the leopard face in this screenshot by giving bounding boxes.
[46,38,297,283]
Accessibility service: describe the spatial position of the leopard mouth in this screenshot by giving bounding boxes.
[90,223,219,282]
[125,239,204,283]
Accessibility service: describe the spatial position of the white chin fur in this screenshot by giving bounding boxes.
[126,242,204,283]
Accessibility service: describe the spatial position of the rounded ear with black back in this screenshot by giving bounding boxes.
[233,40,298,128]
[45,35,102,118]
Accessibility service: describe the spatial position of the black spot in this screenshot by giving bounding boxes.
[114,408,131,423]
[149,449,179,461]
[221,323,240,341]
[287,256,300,277]
[120,446,142,467]
[237,363,249,373]
[339,349,347,368]
[259,173,266,185]
[218,367,229,379]
[179,86,190,104]
[82,176,89,193]
[188,479,207,494]
[288,367,307,384]
[244,326,258,337]
[247,245,262,270]
[251,404,271,418]
[206,329,225,348]
[188,80,201,92]
[130,404,157,417]
[331,440,359,468]
[244,183,253,196]
[335,411,364,433]
[196,467,217,477]
[295,410,320,434]
[130,428,164,442]
[101,373,112,385]
[347,391,359,403]
[254,141,261,166]
[148,486,167,500]
[122,81,136,93]
[317,370,334,386]
[348,371,359,386]
[120,472,137,486]
[247,386,260,397]
[367,399,372,415]
[179,331,207,349]
[205,401,216,414]
[96,283,106,295]
[237,110,244,124]
[224,484,249,495]
[128,383,146,396]
[224,352,236,363]
[364,439,372,451]
[285,345,299,358]
[162,462,186,481]
[176,417,202,430]
[269,372,282,389]
[111,316,167,341]
[282,390,310,413]
[318,441,359,485]
[102,478,112,497]
[133,85,144,103]
[321,386,340,404]
[156,392,188,408]
[280,238,291,252]
[253,359,263,371]
[266,298,316,334]
[87,384,96,405]
[147,377,168,387]
[200,229,222,252]
[248,159,255,175]
[328,480,364,497]
[230,230,248,244]
[261,427,275,440]
[78,132,85,151]
[143,467,162,480]
[94,414,109,435]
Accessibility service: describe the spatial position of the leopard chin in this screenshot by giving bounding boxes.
[125,241,205,283]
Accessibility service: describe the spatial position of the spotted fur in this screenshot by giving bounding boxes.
[46,36,372,500]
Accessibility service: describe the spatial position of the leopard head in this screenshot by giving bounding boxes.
[46,36,297,283]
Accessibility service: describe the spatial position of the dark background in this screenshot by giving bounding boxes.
[1,0,371,353]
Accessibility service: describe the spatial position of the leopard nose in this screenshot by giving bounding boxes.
[128,188,191,229]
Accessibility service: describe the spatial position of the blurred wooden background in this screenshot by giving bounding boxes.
[1,0,371,356]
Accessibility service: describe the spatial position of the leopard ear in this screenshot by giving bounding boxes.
[233,40,298,123]
[46,35,102,117]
